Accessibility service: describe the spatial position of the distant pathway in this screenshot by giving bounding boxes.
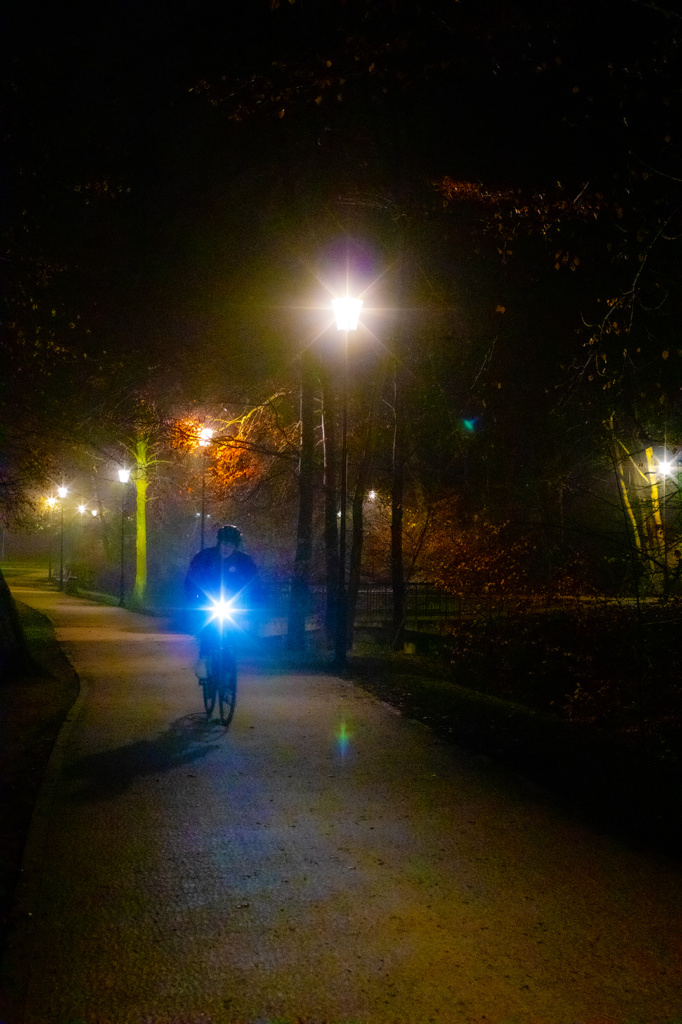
[3,580,682,1024]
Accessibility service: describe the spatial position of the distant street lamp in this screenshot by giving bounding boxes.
[118,469,131,607]
[332,295,363,668]
[57,485,68,589]
[198,427,214,550]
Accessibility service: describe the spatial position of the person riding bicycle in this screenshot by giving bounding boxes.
[185,524,259,678]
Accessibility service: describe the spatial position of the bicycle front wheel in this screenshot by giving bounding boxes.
[200,651,216,716]
[218,648,237,727]
[202,669,217,718]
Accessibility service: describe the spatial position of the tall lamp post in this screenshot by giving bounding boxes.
[332,295,363,668]
[57,485,68,589]
[77,504,86,553]
[198,427,214,550]
[45,496,57,580]
[118,469,130,607]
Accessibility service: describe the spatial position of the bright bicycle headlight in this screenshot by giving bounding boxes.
[205,593,245,627]
[210,597,235,624]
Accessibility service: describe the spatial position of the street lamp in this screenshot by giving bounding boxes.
[57,485,68,589]
[118,469,130,607]
[332,295,363,668]
[198,427,214,550]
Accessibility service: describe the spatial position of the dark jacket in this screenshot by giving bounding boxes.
[184,546,258,608]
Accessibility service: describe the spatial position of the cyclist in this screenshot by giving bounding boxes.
[185,524,259,678]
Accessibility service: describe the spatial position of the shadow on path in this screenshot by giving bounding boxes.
[65,714,224,802]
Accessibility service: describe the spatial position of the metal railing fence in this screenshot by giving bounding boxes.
[260,581,633,628]
[261,582,500,625]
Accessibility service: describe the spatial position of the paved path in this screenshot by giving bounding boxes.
[3,581,682,1024]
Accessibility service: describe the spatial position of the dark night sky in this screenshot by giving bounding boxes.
[3,0,678,399]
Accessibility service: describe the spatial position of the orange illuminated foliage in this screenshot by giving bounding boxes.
[172,400,299,501]
[435,177,603,260]
[363,493,547,597]
[212,402,299,496]
[211,429,264,493]
[170,419,209,453]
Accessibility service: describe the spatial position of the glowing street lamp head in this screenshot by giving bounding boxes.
[332,297,363,332]
[57,485,68,499]
[198,426,214,448]
[659,459,675,476]
[78,504,86,515]
[46,496,57,509]
[91,509,99,517]
[118,468,131,483]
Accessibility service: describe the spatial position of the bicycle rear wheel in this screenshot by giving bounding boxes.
[218,648,237,727]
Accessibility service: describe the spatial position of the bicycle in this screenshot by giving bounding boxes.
[198,596,240,727]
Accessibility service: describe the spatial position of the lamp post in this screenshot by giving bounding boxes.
[118,469,130,607]
[57,485,68,589]
[198,427,214,550]
[77,503,86,558]
[332,295,363,668]
[45,496,57,580]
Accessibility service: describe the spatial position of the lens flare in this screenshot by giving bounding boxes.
[336,720,351,758]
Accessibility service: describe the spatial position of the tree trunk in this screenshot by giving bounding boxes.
[321,375,339,646]
[287,351,316,651]
[391,361,406,651]
[644,445,667,592]
[131,438,149,608]
[347,383,378,649]
[608,421,663,592]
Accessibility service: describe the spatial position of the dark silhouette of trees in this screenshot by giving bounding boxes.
[6,0,682,622]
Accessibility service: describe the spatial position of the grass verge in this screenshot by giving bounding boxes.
[0,601,80,959]
[346,646,682,861]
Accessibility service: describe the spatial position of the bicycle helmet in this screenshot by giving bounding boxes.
[217,524,242,547]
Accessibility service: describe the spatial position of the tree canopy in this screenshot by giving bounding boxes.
[3,0,682,599]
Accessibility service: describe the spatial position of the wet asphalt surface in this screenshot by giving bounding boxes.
[3,582,682,1024]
